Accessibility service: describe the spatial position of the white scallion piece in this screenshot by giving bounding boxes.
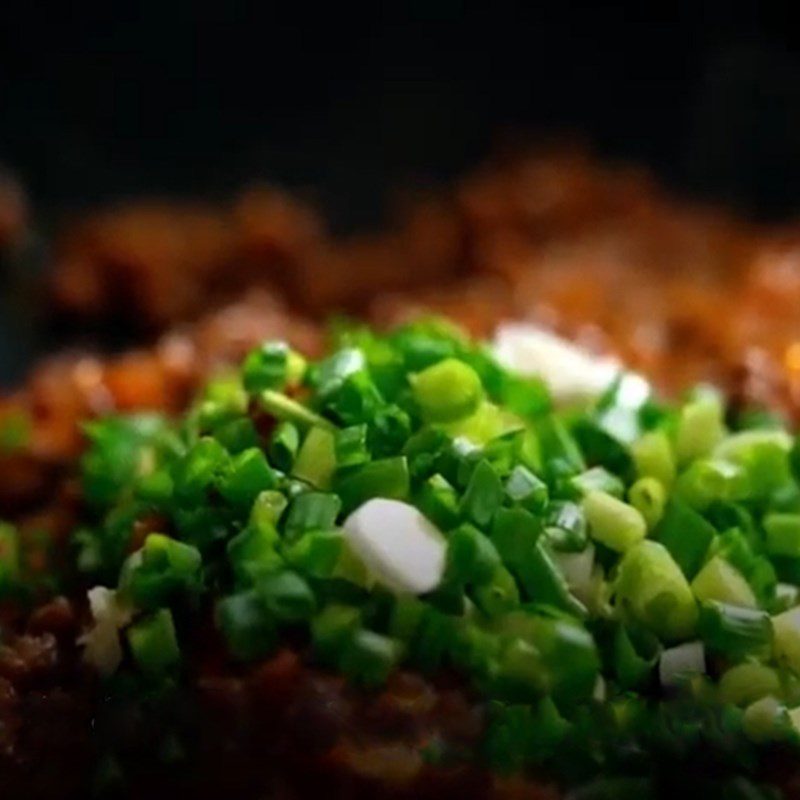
[553,544,595,604]
[493,322,634,403]
[78,586,134,676]
[342,498,447,595]
[659,641,706,687]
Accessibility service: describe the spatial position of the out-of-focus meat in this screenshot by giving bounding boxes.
[0,601,93,800]
[48,187,465,331]
[0,171,27,252]
[0,290,320,485]
[45,148,800,420]
[50,203,237,330]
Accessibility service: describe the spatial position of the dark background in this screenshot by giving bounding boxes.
[1,1,800,381]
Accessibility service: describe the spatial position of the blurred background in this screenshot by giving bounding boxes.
[2,1,800,384]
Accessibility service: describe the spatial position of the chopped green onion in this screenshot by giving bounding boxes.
[675,394,726,465]
[172,437,229,503]
[257,569,316,621]
[674,458,750,510]
[487,636,547,701]
[460,460,504,528]
[119,533,203,610]
[409,608,456,673]
[516,542,586,617]
[499,373,551,419]
[479,429,524,476]
[451,621,499,675]
[707,527,776,607]
[171,504,229,553]
[227,522,282,586]
[136,469,174,504]
[388,596,426,642]
[450,438,485,488]
[285,530,344,579]
[212,417,259,454]
[216,590,276,661]
[765,513,800,558]
[321,371,384,426]
[615,540,698,641]
[692,557,757,609]
[736,438,792,498]
[543,501,588,552]
[59,321,800,781]
[485,702,548,774]
[614,624,661,689]
[533,616,601,703]
[631,429,676,487]
[334,424,370,468]
[770,482,800,513]
[715,428,792,461]
[441,401,515,446]
[250,489,288,530]
[311,604,361,664]
[268,421,300,472]
[583,490,646,553]
[719,662,780,706]
[368,405,412,458]
[243,341,295,392]
[402,426,450,481]
[551,546,596,606]
[415,473,460,530]
[516,429,543,475]
[504,465,548,513]
[627,476,666,530]
[312,348,365,397]
[474,565,521,617]
[491,507,542,565]
[292,426,337,489]
[391,320,462,370]
[654,498,715,579]
[127,608,180,674]
[283,492,341,539]
[447,523,502,585]
[411,358,484,423]
[218,448,276,510]
[340,629,403,687]
[82,414,170,507]
[742,696,790,743]
[259,390,336,431]
[485,697,571,774]
[567,466,625,499]
[536,415,585,479]
[698,601,772,659]
[336,457,410,511]
[572,408,635,477]
[772,607,800,672]
[774,582,800,612]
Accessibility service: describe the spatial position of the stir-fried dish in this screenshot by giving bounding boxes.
[3,318,800,799]
[5,151,800,799]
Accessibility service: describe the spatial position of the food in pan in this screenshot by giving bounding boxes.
[6,150,800,798]
[5,313,800,799]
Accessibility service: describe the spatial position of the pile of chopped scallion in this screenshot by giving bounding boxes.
[5,318,800,791]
